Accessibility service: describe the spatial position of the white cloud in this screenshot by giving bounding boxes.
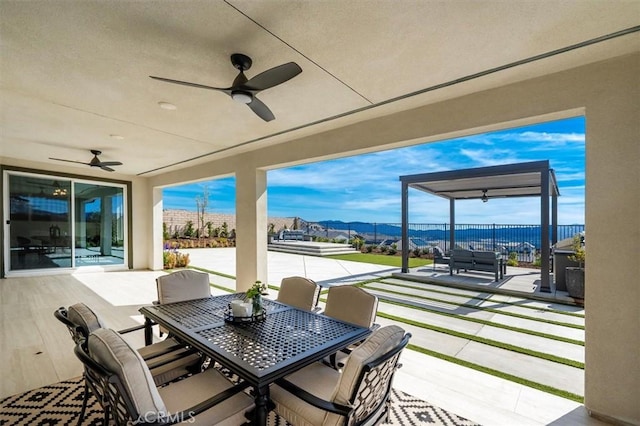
[166,119,585,225]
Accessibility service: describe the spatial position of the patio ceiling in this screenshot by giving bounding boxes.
[1,2,639,177]
[401,161,560,201]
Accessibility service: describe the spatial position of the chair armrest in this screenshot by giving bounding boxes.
[275,378,352,416]
[152,300,160,305]
[118,324,146,335]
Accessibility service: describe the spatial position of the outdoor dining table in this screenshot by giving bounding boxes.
[139,293,371,425]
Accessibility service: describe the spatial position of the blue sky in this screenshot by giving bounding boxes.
[163,116,585,225]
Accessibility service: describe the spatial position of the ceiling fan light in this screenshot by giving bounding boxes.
[481,189,489,203]
[231,90,252,104]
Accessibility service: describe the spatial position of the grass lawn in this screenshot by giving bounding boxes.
[326,252,431,268]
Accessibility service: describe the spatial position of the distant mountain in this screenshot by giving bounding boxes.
[316,220,401,235]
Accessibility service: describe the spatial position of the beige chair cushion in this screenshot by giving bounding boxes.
[156,270,211,304]
[88,328,167,421]
[277,276,320,311]
[68,303,105,334]
[147,352,202,387]
[270,362,341,426]
[159,368,254,426]
[323,286,378,328]
[136,336,182,359]
[331,325,405,406]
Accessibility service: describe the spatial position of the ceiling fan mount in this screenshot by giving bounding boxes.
[49,149,123,172]
[231,53,252,72]
[150,53,302,122]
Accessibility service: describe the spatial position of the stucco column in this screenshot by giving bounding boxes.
[235,164,268,292]
[151,186,164,270]
[583,54,640,423]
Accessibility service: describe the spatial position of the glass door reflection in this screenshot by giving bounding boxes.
[74,182,125,266]
[8,175,72,270]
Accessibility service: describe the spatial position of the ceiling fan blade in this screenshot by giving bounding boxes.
[100,165,115,172]
[98,161,123,167]
[49,157,90,166]
[247,97,275,122]
[243,62,302,91]
[149,76,231,94]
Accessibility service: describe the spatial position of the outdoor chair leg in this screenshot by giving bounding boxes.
[77,381,89,426]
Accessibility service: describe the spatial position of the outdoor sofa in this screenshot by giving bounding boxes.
[449,249,503,281]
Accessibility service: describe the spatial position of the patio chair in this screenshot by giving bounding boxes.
[74,328,253,426]
[271,325,411,426]
[54,303,203,386]
[155,269,211,335]
[432,246,450,271]
[276,276,321,312]
[322,285,379,369]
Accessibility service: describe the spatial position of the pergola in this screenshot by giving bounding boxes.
[399,160,559,291]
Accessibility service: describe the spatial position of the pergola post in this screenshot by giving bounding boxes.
[552,185,558,246]
[401,181,409,273]
[449,198,455,252]
[540,168,551,292]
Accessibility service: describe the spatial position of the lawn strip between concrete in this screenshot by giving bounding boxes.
[370,291,584,347]
[377,310,584,369]
[406,345,584,403]
[368,282,584,329]
[378,278,585,318]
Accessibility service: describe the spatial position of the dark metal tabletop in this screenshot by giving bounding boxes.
[139,293,371,387]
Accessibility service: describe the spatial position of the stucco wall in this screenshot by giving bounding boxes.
[162,209,297,236]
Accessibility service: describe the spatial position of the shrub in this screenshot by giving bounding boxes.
[350,236,365,250]
[163,250,190,269]
[183,221,195,238]
[379,245,388,253]
[365,244,374,253]
[568,234,585,267]
[176,252,190,267]
[533,254,542,267]
[412,248,421,257]
[162,222,170,241]
[220,222,229,238]
[507,251,519,267]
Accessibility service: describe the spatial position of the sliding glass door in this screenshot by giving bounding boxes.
[7,174,72,270]
[5,172,126,273]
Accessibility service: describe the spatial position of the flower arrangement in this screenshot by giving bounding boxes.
[245,280,267,299]
[245,281,267,315]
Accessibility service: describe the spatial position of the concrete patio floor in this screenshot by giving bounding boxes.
[0,248,604,425]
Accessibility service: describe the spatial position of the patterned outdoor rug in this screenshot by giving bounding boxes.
[0,376,479,425]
